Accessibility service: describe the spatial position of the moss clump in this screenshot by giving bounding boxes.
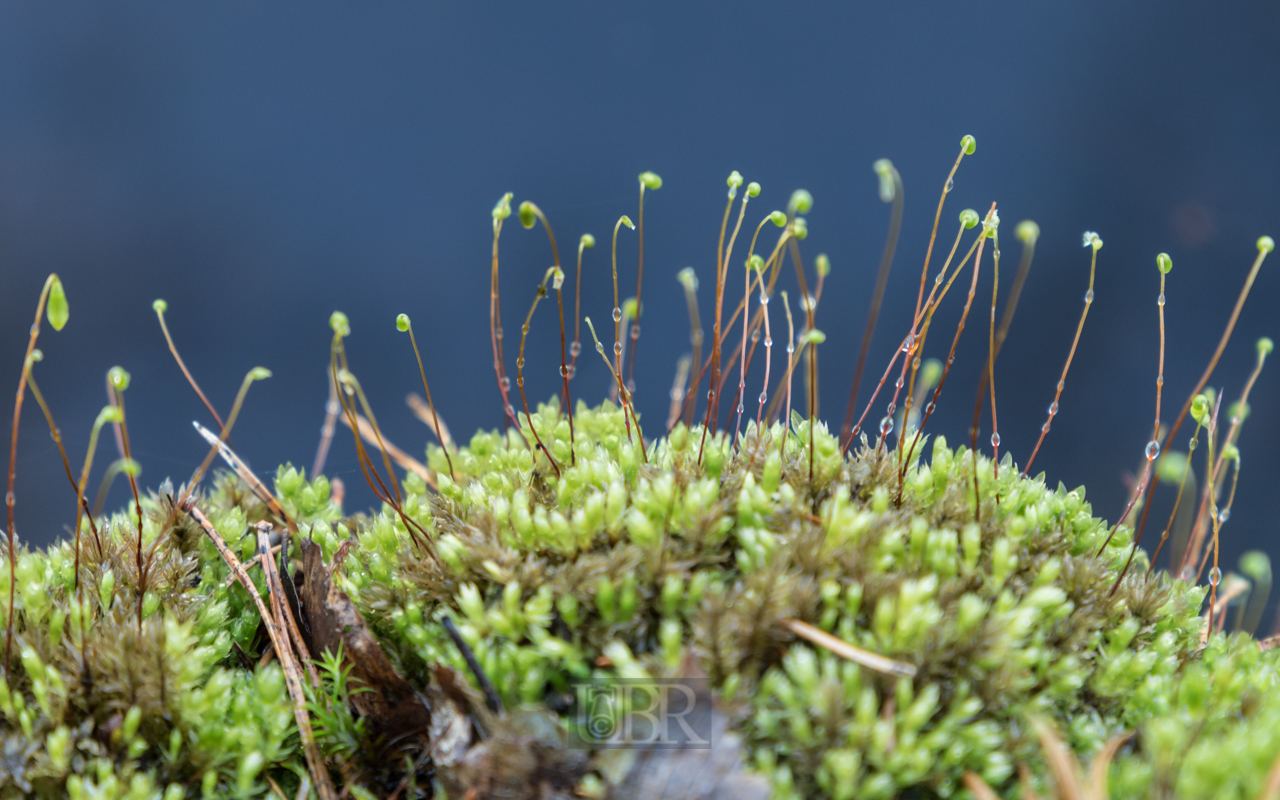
[2,393,1279,799]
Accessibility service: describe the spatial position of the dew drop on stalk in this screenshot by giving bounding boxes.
[566,365,576,379]
[1209,567,1222,587]
[764,337,773,347]
[516,357,525,369]
[505,404,516,417]
[1056,380,1065,392]
[1048,401,1059,415]
[759,391,768,404]
[879,415,894,437]
[895,376,904,390]
[737,403,744,415]
[570,341,581,358]
[760,293,770,305]
[632,325,641,338]
[990,432,1001,447]
[944,177,954,193]
[1042,422,1051,433]
[612,307,622,322]
[902,335,915,353]
[559,366,568,377]
[613,342,623,356]
[751,330,760,343]
[1084,289,1094,303]
[886,402,896,416]
[1218,509,1231,525]
[1157,293,1166,307]
[1145,440,1160,460]
[787,344,795,355]
[499,377,511,391]
[495,326,504,340]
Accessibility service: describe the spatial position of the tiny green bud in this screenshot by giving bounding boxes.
[1258,235,1275,254]
[1157,253,1172,274]
[249,367,272,381]
[960,134,976,155]
[727,170,743,189]
[329,311,350,337]
[396,313,411,332]
[815,253,831,278]
[746,181,761,198]
[620,215,635,230]
[152,298,167,314]
[1258,337,1274,357]
[47,276,69,332]
[959,209,980,229]
[792,217,808,240]
[1016,220,1040,244]
[747,254,765,272]
[639,171,663,190]
[873,159,895,203]
[518,201,537,229]
[1190,394,1210,426]
[492,192,513,221]
[804,329,826,345]
[769,210,787,227]
[677,267,698,291]
[108,366,131,392]
[1082,231,1103,250]
[97,406,123,425]
[788,189,813,215]
[580,233,596,249]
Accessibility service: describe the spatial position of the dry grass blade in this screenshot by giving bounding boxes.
[1030,715,1084,800]
[184,501,337,800]
[194,421,298,533]
[338,412,435,488]
[962,771,1002,800]
[1258,635,1280,652]
[779,618,916,678]
[223,543,282,589]
[1088,732,1130,800]
[311,365,341,479]
[406,392,454,450]
[256,522,320,688]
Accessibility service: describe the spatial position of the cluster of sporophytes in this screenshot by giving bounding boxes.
[1,136,1278,799]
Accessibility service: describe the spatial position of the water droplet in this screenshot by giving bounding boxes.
[764,337,773,348]
[901,334,915,353]
[612,307,622,322]
[1157,293,1166,307]
[1042,422,1051,433]
[737,403,745,415]
[759,391,768,404]
[990,432,1001,447]
[1145,440,1160,460]
[886,402,896,416]
[495,326,504,340]
[559,365,568,377]
[1218,508,1231,525]
[926,402,936,414]
[1187,438,1197,452]
[505,403,516,417]
[751,329,760,343]
[1083,289,1094,303]
[894,377,904,390]
[4,491,12,505]
[516,357,525,370]
[760,293,770,305]
[632,324,641,338]
[1056,380,1065,392]
[566,365,576,379]
[1209,567,1222,587]
[912,357,921,370]
[1048,401,1059,415]
[994,249,1001,260]
[944,177,954,193]
[879,415,894,437]
[595,342,605,353]
[613,342,623,356]
[787,344,795,355]
[499,377,511,391]
[569,341,581,358]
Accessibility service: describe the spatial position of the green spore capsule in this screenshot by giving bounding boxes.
[769,210,787,227]
[727,170,743,189]
[960,134,976,155]
[152,298,168,314]
[788,189,813,215]
[873,159,895,202]
[108,366,131,392]
[1016,220,1040,243]
[47,276,68,332]
[249,367,272,381]
[746,181,761,198]
[1157,253,1173,274]
[1258,235,1275,253]
[1082,231,1103,250]
[639,171,663,190]
[396,313,411,332]
[330,311,350,337]
[815,253,831,278]
[619,215,635,230]
[748,254,765,272]
[580,233,596,248]
[492,192,513,221]
[1259,337,1274,357]
[518,201,537,229]
[960,209,980,229]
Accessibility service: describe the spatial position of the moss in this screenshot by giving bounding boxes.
[0,392,1273,798]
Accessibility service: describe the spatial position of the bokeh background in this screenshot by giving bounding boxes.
[2,4,1277,620]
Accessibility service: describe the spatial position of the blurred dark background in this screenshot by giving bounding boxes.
[1,3,1277,619]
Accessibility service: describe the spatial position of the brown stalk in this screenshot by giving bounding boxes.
[406,393,454,450]
[400,321,455,478]
[311,365,341,479]
[665,355,692,432]
[488,194,527,442]
[698,187,743,459]
[338,412,434,487]
[154,301,225,433]
[843,161,904,442]
[1118,242,1271,593]
[192,421,300,531]
[515,267,563,477]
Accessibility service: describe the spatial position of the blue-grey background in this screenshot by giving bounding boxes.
[1,4,1277,619]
